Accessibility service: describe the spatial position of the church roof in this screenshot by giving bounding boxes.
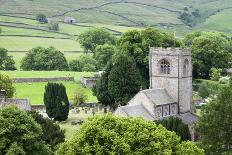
[142,89,176,106]
[118,104,154,120]
[176,112,198,125]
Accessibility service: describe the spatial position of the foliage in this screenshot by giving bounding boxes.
[0,73,15,98]
[197,85,232,154]
[27,111,65,151]
[94,61,114,107]
[44,83,69,121]
[118,28,182,88]
[198,82,210,98]
[94,44,116,70]
[176,141,204,155]
[158,117,191,141]
[78,28,116,53]
[36,14,48,23]
[210,67,222,81]
[185,32,232,78]
[0,106,52,155]
[0,48,16,70]
[73,89,87,107]
[21,46,68,71]
[69,54,96,72]
[57,114,204,155]
[179,7,201,27]
[48,21,59,31]
[108,55,141,106]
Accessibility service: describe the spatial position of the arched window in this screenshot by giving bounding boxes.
[183,59,189,76]
[159,59,170,74]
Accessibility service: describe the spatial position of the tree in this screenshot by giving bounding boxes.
[94,44,116,70]
[57,114,204,155]
[210,67,222,81]
[197,85,232,154]
[158,117,191,141]
[78,28,116,53]
[69,54,96,72]
[21,46,68,71]
[0,73,15,98]
[0,48,16,70]
[73,89,87,107]
[118,28,182,88]
[27,111,65,151]
[94,61,114,107]
[36,14,48,23]
[0,106,52,155]
[185,32,232,78]
[48,21,59,31]
[44,83,69,121]
[108,55,141,106]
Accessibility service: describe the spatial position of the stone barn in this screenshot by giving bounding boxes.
[64,16,76,23]
[114,47,198,140]
[80,76,100,88]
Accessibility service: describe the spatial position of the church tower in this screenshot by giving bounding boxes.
[149,48,193,113]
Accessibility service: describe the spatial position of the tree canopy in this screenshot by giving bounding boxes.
[36,14,48,23]
[0,106,52,155]
[0,48,16,70]
[197,85,232,154]
[0,73,15,98]
[21,46,68,71]
[78,28,116,53]
[108,55,141,106]
[57,114,204,155]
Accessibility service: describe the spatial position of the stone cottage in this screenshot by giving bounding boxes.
[114,47,198,140]
[64,16,76,23]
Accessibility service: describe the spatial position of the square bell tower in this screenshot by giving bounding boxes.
[149,48,193,113]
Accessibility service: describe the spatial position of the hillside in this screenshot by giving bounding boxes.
[0,0,231,53]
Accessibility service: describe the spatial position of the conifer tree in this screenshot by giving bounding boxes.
[44,83,69,121]
[108,55,141,106]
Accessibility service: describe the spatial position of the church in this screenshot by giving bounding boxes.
[114,47,198,140]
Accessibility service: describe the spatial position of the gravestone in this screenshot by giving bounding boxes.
[85,108,88,114]
[92,109,95,116]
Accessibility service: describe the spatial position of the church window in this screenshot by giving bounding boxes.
[159,59,170,74]
[183,59,189,76]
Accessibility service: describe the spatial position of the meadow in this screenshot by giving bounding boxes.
[1,71,97,105]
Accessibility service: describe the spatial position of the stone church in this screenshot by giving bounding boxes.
[114,47,198,139]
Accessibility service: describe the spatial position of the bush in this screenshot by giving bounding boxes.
[0,106,52,155]
[0,73,15,98]
[57,114,204,155]
[27,111,65,151]
[21,46,68,71]
[73,90,87,107]
[48,21,59,31]
[36,14,48,23]
[69,54,96,72]
[44,83,69,121]
[210,67,221,81]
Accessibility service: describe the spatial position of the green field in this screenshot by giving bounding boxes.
[1,71,97,105]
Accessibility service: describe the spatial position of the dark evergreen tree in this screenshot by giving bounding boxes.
[27,111,65,151]
[108,55,141,106]
[158,117,191,141]
[94,61,115,108]
[44,83,69,121]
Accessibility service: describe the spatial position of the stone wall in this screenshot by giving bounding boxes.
[12,77,74,83]
[0,98,31,110]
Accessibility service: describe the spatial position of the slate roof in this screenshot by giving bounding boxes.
[176,112,198,125]
[119,104,154,120]
[142,89,176,105]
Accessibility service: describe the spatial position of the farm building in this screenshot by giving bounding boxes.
[64,16,76,23]
[80,76,100,88]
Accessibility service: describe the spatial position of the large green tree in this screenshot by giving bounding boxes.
[108,55,141,106]
[27,111,65,151]
[0,73,15,98]
[0,48,16,70]
[78,28,116,53]
[69,54,96,72]
[118,28,182,87]
[21,46,68,71]
[94,61,115,107]
[0,106,52,155]
[57,114,204,155]
[44,83,69,121]
[197,85,232,154]
[184,31,232,78]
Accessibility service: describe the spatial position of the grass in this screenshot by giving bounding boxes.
[59,109,104,139]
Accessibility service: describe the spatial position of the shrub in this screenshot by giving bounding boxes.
[48,21,59,31]
[210,67,221,81]
[0,73,15,98]
[69,54,96,72]
[21,46,68,71]
[44,83,69,121]
[73,90,87,107]
[36,14,48,23]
